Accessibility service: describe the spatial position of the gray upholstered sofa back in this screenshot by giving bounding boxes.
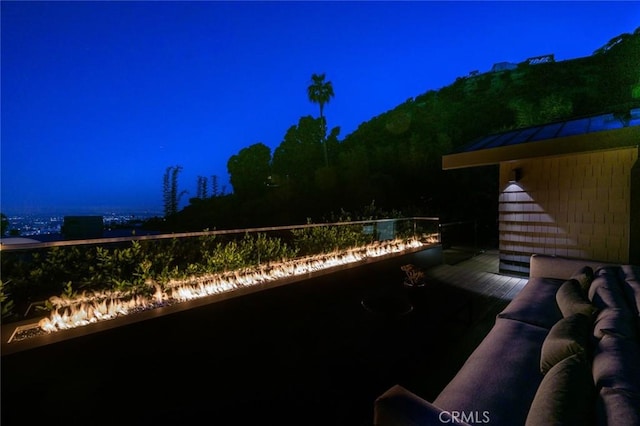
[529,254,615,280]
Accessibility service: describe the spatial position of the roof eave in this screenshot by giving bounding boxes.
[442,126,640,170]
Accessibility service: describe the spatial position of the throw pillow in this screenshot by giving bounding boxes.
[525,354,595,426]
[556,279,598,319]
[540,313,592,375]
[570,265,594,294]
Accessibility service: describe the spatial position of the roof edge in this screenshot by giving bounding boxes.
[442,126,640,170]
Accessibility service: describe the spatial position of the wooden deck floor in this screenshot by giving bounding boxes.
[412,248,529,398]
[1,247,530,426]
[429,247,528,301]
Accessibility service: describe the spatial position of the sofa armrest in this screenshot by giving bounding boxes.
[374,385,471,426]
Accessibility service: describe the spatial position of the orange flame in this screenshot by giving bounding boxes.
[35,237,432,335]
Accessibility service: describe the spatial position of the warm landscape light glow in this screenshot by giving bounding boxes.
[7,237,436,343]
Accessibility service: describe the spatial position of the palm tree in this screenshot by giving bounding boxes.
[307,73,335,166]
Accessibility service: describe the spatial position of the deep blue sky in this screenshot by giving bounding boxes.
[2,1,638,215]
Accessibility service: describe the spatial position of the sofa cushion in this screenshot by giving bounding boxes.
[540,313,592,375]
[525,354,595,426]
[596,387,640,426]
[592,334,640,393]
[621,265,640,311]
[589,267,631,313]
[570,265,595,294]
[434,318,549,426]
[498,277,564,329]
[621,265,640,340]
[593,308,638,340]
[556,279,598,319]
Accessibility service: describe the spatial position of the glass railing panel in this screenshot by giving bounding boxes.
[0,217,440,342]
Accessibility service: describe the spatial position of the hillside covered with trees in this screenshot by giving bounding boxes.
[147,29,640,237]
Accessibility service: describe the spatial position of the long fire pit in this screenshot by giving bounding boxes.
[1,238,435,355]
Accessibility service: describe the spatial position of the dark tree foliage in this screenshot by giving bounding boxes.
[227,143,271,199]
[0,213,8,237]
[160,30,640,236]
[307,73,335,167]
[163,165,187,218]
[211,175,220,197]
[196,176,208,199]
[272,116,325,192]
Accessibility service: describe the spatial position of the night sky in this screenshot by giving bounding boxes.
[2,1,638,215]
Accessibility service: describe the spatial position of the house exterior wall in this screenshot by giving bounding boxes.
[498,147,638,275]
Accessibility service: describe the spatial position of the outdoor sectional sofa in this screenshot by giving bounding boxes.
[374,253,640,425]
